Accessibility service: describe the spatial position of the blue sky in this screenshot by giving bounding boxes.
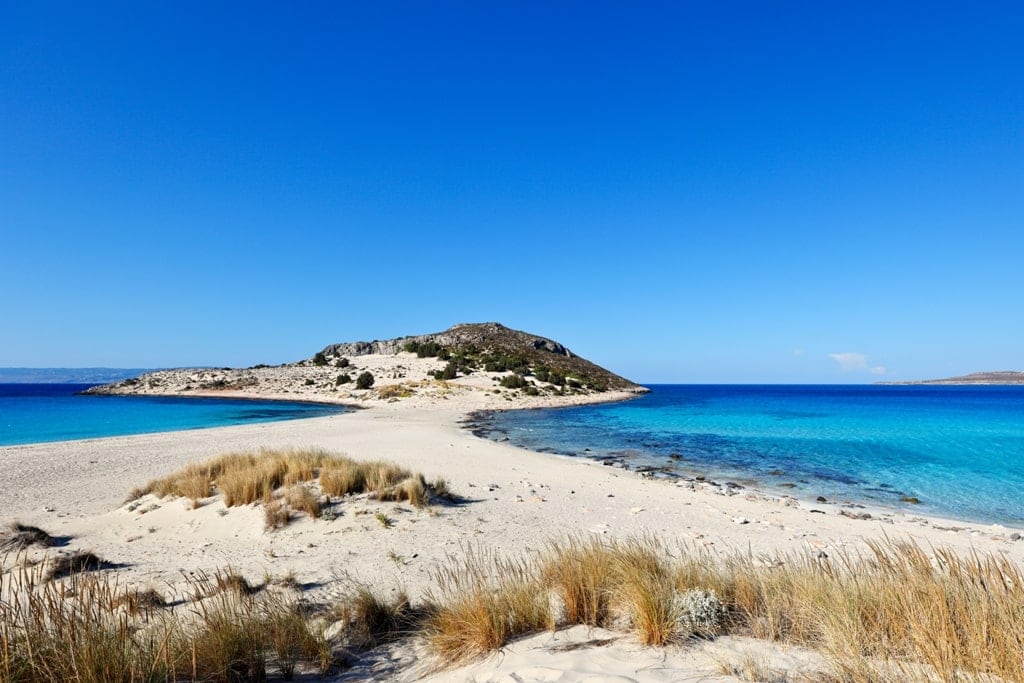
[2,2,1022,383]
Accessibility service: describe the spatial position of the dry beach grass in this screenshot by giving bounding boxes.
[3,533,1023,681]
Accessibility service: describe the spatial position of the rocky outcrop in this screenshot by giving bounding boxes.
[321,323,574,359]
[320,322,638,391]
[82,322,645,402]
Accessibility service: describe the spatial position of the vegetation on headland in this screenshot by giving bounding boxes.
[82,322,642,402]
[323,322,639,392]
[403,338,610,394]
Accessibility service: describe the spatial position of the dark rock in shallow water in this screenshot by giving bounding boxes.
[900,496,921,504]
[816,496,827,503]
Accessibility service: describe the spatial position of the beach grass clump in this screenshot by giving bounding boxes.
[671,539,1024,682]
[43,551,111,582]
[0,562,181,682]
[539,536,680,644]
[138,449,449,528]
[540,535,617,627]
[424,549,551,664]
[111,586,167,616]
[0,522,57,552]
[319,460,366,497]
[362,461,410,496]
[285,485,321,519]
[605,537,679,646]
[182,585,268,681]
[263,493,291,531]
[0,558,334,682]
[331,585,417,652]
[421,537,1024,680]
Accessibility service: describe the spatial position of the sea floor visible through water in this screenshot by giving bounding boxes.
[468,384,1024,527]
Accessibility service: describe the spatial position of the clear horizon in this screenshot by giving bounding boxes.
[3,3,1022,383]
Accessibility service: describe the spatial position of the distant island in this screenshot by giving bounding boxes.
[0,367,153,384]
[880,371,1024,386]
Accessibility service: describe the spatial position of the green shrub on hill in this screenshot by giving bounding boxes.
[500,374,528,389]
[404,341,449,359]
[356,371,375,390]
[433,362,458,381]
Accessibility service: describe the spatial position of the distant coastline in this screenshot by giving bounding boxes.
[879,370,1024,385]
[0,367,154,384]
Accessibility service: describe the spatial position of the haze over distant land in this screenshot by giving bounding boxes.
[0,368,152,384]
[880,371,1024,386]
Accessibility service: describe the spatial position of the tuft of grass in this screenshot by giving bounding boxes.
[0,556,334,682]
[44,551,110,582]
[609,537,679,646]
[319,460,366,497]
[540,536,616,627]
[285,485,321,519]
[424,549,551,664]
[263,596,329,680]
[332,585,416,651]
[383,476,429,508]
[264,493,291,531]
[0,522,57,552]
[112,587,167,615]
[377,384,413,399]
[0,563,181,682]
[374,512,393,528]
[362,461,410,497]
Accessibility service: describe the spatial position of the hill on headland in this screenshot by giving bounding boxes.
[321,322,638,391]
[84,323,645,405]
[880,371,1024,385]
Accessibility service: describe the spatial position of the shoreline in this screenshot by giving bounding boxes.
[5,394,1022,554]
[4,390,1024,680]
[466,414,1024,533]
[8,372,1022,532]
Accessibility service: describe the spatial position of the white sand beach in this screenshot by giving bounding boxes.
[4,351,1023,681]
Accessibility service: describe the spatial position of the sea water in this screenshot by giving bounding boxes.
[0,383,349,447]
[471,385,1024,526]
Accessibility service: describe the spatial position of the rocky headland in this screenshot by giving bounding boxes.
[83,322,647,409]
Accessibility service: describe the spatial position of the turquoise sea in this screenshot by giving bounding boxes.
[471,385,1024,526]
[0,383,349,447]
